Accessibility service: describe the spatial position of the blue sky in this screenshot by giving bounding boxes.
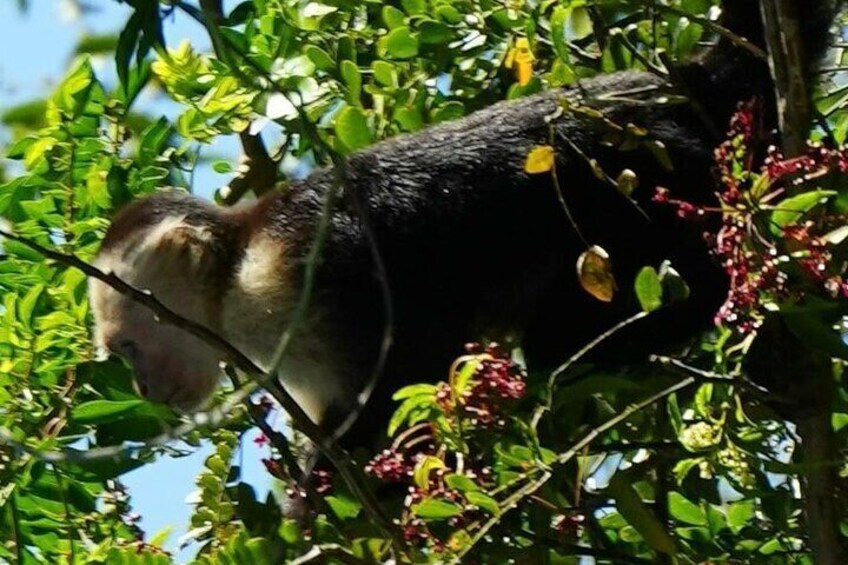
[0,1,270,561]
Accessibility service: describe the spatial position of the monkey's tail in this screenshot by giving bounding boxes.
[683,0,840,132]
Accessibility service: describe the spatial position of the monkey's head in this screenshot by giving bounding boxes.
[89,191,243,411]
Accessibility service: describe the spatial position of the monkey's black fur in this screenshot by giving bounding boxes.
[106,1,838,446]
[259,0,836,444]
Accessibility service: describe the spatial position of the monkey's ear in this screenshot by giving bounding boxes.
[156,225,214,272]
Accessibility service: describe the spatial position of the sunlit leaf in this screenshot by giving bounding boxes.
[616,168,639,197]
[335,106,374,153]
[634,266,662,312]
[71,399,145,424]
[385,27,419,59]
[669,492,708,526]
[577,245,616,302]
[523,145,555,174]
[770,190,837,236]
[411,497,462,520]
[413,455,445,489]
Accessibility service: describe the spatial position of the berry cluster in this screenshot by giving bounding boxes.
[655,101,848,333]
[312,469,333,495]
[397,468,490,548]
[362,345,528,551]
[552,511,586,539]
[364,448,411,482]
[450,343,527,427]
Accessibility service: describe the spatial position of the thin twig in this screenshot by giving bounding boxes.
[532,311,649,429]
[0,228,395,536]
[184,0,396,454]
[227,368,313,499]
[648,3,768,60]
[53,466,76,564]
[220,132,279,205]
[459,376,696,558]
[290,543,369,565]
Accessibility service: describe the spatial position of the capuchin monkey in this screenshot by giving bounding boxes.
[89,0,837,445]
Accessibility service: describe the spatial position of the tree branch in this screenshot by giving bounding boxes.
[755,2,846,562]
[0,228,395,537]
[459,376,696,558]
[759,0,812,157]
[219,132,280,206]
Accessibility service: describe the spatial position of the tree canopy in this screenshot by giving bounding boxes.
[1,1,848,563]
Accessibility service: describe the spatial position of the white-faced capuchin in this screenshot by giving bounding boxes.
[89,0,838,447]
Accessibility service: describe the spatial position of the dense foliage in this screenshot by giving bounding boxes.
[1,0,848,563]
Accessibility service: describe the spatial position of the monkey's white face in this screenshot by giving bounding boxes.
[89,219,223,412]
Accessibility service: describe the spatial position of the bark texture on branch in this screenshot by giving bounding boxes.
[760,0,813,156]
[752,1,845,562]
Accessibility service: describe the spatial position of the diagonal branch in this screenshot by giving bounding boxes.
[0,228,395,536]
[458,376,696,558]
[220,132,280,206]
[184,0,396,448]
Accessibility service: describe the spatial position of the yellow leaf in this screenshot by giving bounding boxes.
[512,37,534,64]
[524,145,555,174]
[577,245,617,302]
[516,60,533,86]
[413,456,446,489]
[616,168,639,197]
[505,38,534,86]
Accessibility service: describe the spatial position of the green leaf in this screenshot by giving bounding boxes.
[278,519,302,544]
[335,106,373,154]
[727,500,755,534]
[833,413,848,432]
[781,299,848,360]
[72,399,144,424]
[213,160,232,174]
[388,393,435,436]
[392,383,437,400]
[445,473,479,492]
[634,266,663,312]
[372,61,398,88]
[382,5,406,29]
[672,458,702,484]
[465,491,500,515]
[608,474,676,555]
[340,60,362,105]
[431,101,464,123]
[394,105,423,131]
[436,5,462,24]
[2,99,47,128]
[413,455,445,489]
[147,526,173,547]
[550,7,569,60]
[75,33,119,55]
[326,494,362,520]
[304,45,335,71]
[386,27,419,59]
[401,0,426,15]
[669,492,707,526]
[17,284,44,327]
[411,497,462,520]
[770,190,837,235]
[419,21,453,44]
[116,11,142,93]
